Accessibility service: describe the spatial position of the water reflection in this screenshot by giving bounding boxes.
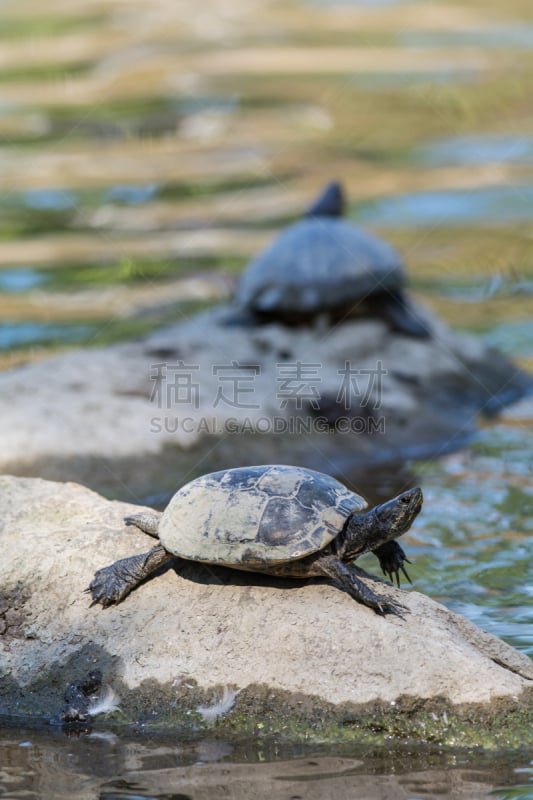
[21,188,78,211]
[0,268,45,292]
[355,186,533,227]
[0,321,93,350]
[310,0,411,6]
[416,135,533,167]
[1,728,532,800]
[400,26,533,49]
[351,67,481,88]
[106,184,159,206]
[487,321,533,357]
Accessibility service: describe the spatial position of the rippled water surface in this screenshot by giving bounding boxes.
[1,0,533,794]
[2,727,533,800]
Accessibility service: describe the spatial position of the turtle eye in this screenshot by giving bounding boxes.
[399,494,411,505]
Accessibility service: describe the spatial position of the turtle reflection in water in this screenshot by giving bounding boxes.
[89,465,423,615]
[235,181,430,337]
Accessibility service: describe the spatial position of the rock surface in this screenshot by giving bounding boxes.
[0,304,530,500]
[1,475,532,730]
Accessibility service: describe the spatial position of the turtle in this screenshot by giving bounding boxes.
[235,181,430,337]
[88,465,422,615]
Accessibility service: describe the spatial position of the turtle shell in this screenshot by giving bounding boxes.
[158,464,367,568]
[236,217,405,316]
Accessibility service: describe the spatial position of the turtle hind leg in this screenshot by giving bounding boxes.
[124,512,161,537]
[87,544,173,607]
[379,289,431,339]
[315,555,406,616]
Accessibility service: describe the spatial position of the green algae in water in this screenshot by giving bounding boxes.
[42,254,245,290]
[0,13,107,39]
[0,191,78,239]
[0,61,91,83]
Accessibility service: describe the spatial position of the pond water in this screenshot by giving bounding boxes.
[1,0,533,795]
[416,135,533,167]
[0,321,93,350]
[0,268,46,292]
[2,726,533,800]
[0,730,533,800]
[355,185,533,227]
[399,26,533,50]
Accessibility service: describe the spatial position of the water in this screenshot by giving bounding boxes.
[105,184,159,206]
[3,727,533,799]
[350,67,482,88]
[310,0,412,6]
[355,185,533,227]
[400,26,533,50]
[0,268,45,292]
[1,0,533,793]
[0,321,93,350]
[409,423,533,657]
[487,322,533,358]
[416,135,533,167]
[21,188,78,211]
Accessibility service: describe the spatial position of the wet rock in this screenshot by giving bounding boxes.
[0,305,529,498]
[0,475,532,729]
[59,670,102,724]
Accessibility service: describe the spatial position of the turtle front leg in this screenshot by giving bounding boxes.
[373,540,412,587]
[88,544,173,607]
[316,555,405,616]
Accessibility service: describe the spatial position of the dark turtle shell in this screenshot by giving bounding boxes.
[236,217,405,317]
[158,465,367,567]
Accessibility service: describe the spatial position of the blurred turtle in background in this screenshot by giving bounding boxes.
[235,181,430,337]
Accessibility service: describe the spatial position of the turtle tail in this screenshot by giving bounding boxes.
[124,512,161,537]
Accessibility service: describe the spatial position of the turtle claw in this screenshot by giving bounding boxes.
[86,563,132,608]
[400,561,413,586]
[87,546,170,608]
[383,559,412,588]
[374,541,413,588]
[375,598,409,618]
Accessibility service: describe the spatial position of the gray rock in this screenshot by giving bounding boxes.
[1,475,532,727]
[0,304,530,498]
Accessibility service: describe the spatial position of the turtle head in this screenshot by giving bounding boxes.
[373,487,423,539]
[343,487,422,560]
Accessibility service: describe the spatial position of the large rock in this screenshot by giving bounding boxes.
[1,475,532,740]
[0,305,530,500]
